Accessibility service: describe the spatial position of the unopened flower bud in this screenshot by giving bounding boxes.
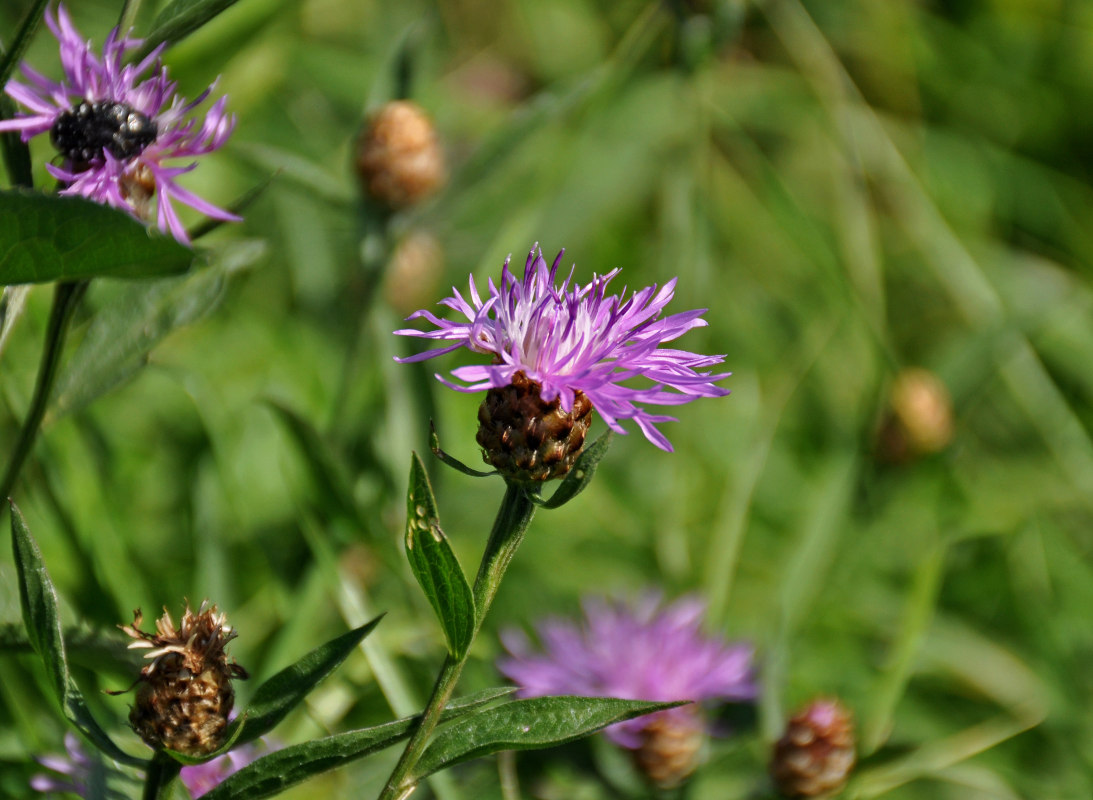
[476,371,593,483]
[771,698,856,798]
[119,601,247,756]
[355,101,446,210]
[383,230,445,316]
[877,368,953,463]
[633,706,706,789]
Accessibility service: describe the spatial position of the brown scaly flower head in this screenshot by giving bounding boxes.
[119,601,247,756]
[876,367,954,464]
[354,101,446,211]
[771,698,856,798]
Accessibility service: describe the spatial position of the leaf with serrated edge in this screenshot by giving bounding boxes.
[9,503,145,767]
[404,454,475,658]
[200,688,514,800]
[0,191,193,285]
[414,695,683,779]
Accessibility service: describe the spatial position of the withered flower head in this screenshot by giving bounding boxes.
[119,601,247,756]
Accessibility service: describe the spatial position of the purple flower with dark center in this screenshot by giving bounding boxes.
[497,593,756,757]
[395,244,730,452]
[0,5,238,243]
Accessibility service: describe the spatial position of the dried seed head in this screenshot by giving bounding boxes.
[355,101,446,210]
[771,698,856,798]
[119,601,247,756]
[476,371,594,483]
[633,706,707,789]
[877,368,953,463]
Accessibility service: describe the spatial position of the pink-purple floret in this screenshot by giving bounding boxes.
[0,4,237,243]
[497,594,756,749]
[395,245,731,451]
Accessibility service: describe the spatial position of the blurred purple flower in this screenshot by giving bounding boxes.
[29,730,269,799]
[180,743,266,798]
[497,593,756,750]
[0,4,238,243]
[30,733,95,797]
[394,245,730,451]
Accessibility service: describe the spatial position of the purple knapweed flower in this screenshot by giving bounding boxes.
[394,245,730,453]
[180,741,269,798]
[30,732,130,799]
[498,593,755,785]
[0,4,238,243]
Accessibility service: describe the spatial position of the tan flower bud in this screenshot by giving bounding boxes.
[355,101,446,210]
[877,367,954,462]
[476,371,593,483]
[119,601,247,756]
[771,698,856,798]
[633,706,707,789]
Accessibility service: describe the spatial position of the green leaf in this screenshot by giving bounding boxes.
[429,421,495,478]
[142,0,242,53]
[9,502,145,767]
[49,240,263,418]
[533,430,613,509]
[413,695,684,779]
[201,688,514,800]
[404,453,475,658]
[0,191,194,285]
[236,617,383,747]
[1,96,33,188]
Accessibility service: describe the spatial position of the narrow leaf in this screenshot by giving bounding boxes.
[0,191,194,285]
[9,502,145,767]
[0,0,50,88]
[1,97,33,188]
[405,453,475,658]
[429,420,495,478]
[236,616,383,747]
[188,173,278,242]
[201,689,514,800]
[142,0,242,53]
[49,240,263,417]
[533,430,613,509]
[413,695,683,779]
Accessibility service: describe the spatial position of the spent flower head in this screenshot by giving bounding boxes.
[395,245,729,477]
[498,592,755,786]
[118,601,247,756]
[0,4,238,242]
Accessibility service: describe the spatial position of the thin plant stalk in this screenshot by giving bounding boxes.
[0,280,88,501]
[377,483,536,800]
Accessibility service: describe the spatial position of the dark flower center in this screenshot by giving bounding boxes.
[50,100,157,164]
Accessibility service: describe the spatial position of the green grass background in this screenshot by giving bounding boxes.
[2,0,1093,797]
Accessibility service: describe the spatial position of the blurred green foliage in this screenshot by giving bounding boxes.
[2,0,1093,797]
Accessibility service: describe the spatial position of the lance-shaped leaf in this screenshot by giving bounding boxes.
[404,453,475,658]
[0,191,194,285]
[532,430,613,509]
[141,0,243,54]
[413,695,684,779]
[49,240,264,418]
[237,616,383,747]
[9,502,145,767]
[200,688,514,800]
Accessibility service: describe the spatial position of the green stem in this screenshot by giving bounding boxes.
[377,483,536,800]
[142,751,181,800]
[0,280,87,502]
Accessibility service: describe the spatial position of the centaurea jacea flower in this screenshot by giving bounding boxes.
[0,5,238,242]
[498,593,756,787]
[395,245,730,480]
